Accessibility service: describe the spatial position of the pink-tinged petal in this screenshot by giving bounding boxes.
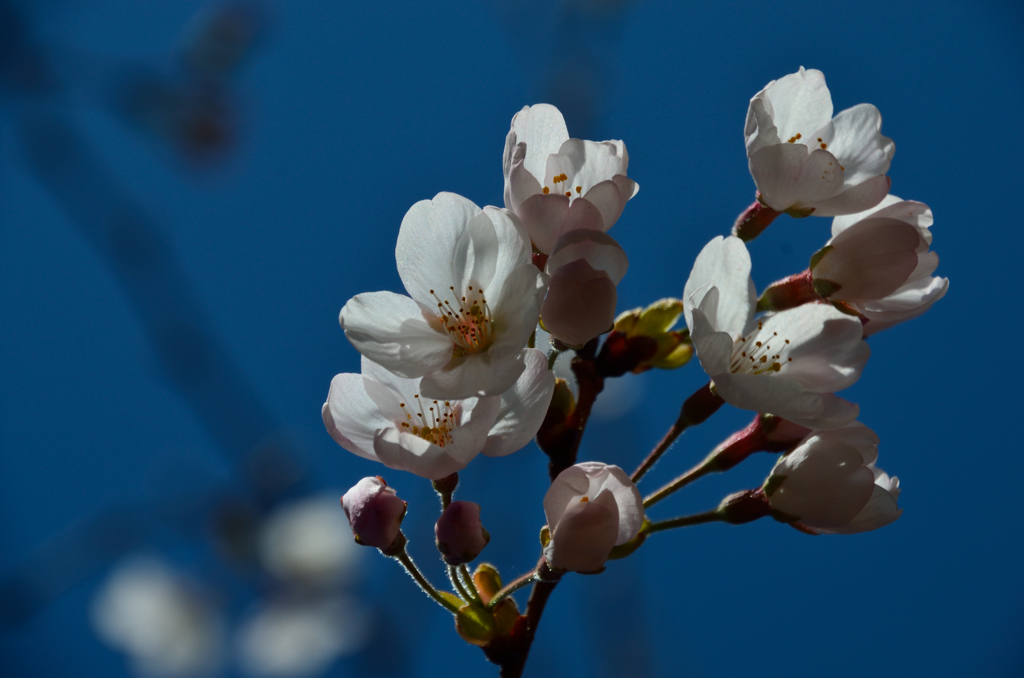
[579,180,629,234]
[373,429,470,480]
[396,193,480,304]
[814,103,894,185]
[860,276,949,336]
[547,230,629,285]
[683,236,754,337]
[765,304,870,393]
[544,493,619,573]
[340,292,453,378]
[542,259,617,346]
[815,218,923,301]
[481,349,555,457]
[418,351,526,400]
[517,193,605,254]
[808,175,891,217]
[322,373,388,461]
[542,465,593,531]
[507,104,569,183]
[819,479,901,534]
[831,195,933,235]
[758,67,833,151]
[770,442,876,528]
[593,465,644,545]
[689,299,735,377]
[748,142,812,212]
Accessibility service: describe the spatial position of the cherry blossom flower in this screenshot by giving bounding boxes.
[543,462,644,573]
[340,477,407,549]
[823,194,948,335]
[503,104,639,254]
[683,236,869,429]
[764,423,902,534]
[323,350,554,480]
[745,67,894,217]
[542,230,629,346]
[340,192,546,400]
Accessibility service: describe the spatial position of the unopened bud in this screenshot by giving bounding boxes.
[340,477,406,550]
[435,501,490,566]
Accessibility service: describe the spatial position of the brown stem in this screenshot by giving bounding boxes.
[484,561,563,677]
[631,381,724,483]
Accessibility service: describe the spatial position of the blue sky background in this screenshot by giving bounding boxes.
[1,0,1022,676]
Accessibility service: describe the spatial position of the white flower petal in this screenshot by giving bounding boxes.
[764,304,870,393]
[689,298,736,377]
[770,442,876,529]
[505,104,569,187]
[544,493,619,572]
[683,236,754,337]
[542,260,618,346]
[481,349,555,457]
[817,475,902,534]
[816,217,923,301]
[515,192,605,254]
[805,175,892,217]
[547,230,629,285]
[322,373,389,462]
[418,350,526,400]
[754,67,833,153]
[339,292,453,378]
[814,103,894,185]
[396,192,481,305]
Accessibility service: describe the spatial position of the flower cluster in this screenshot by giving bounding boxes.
[323,67,945,677]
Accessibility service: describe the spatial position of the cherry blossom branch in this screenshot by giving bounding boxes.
[485,561,563,678]
[643,413,809,508]
[389,537,461,615]
[485,569,538,611]
[631,381,725,484]
[644,509,724,534]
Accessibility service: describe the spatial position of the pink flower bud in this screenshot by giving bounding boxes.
[434,501,490,566]
[340,477,406,549]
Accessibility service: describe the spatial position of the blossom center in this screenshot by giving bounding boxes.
[398,395,460,448]
[541,172,583,199]
[730,322,793,376]
[430,285,494,356]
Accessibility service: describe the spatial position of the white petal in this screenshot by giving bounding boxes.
[544,493,619,572]
[418,350,526,400]
[683,236,754,337]
[451,210,499,296]
[770,442,876,528]
[748,142,809,212]
[807,175,891,217]
[339,292,453,378]
[764,304,870,393]
[506,144,543,214]
[744,93,781,157]
[373,429,469,480]
[714,371,827,423]
[507,104,569,185]
[396,192,480,305]
[490,263,546,358]
[480,208,535,308]
[759,67,833,151]
[543,464,592,531]
[860,276,949,336]
[481,349,555,457]
[322,373,388,462]
[689,298,736,377]
[814,103,894,186]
